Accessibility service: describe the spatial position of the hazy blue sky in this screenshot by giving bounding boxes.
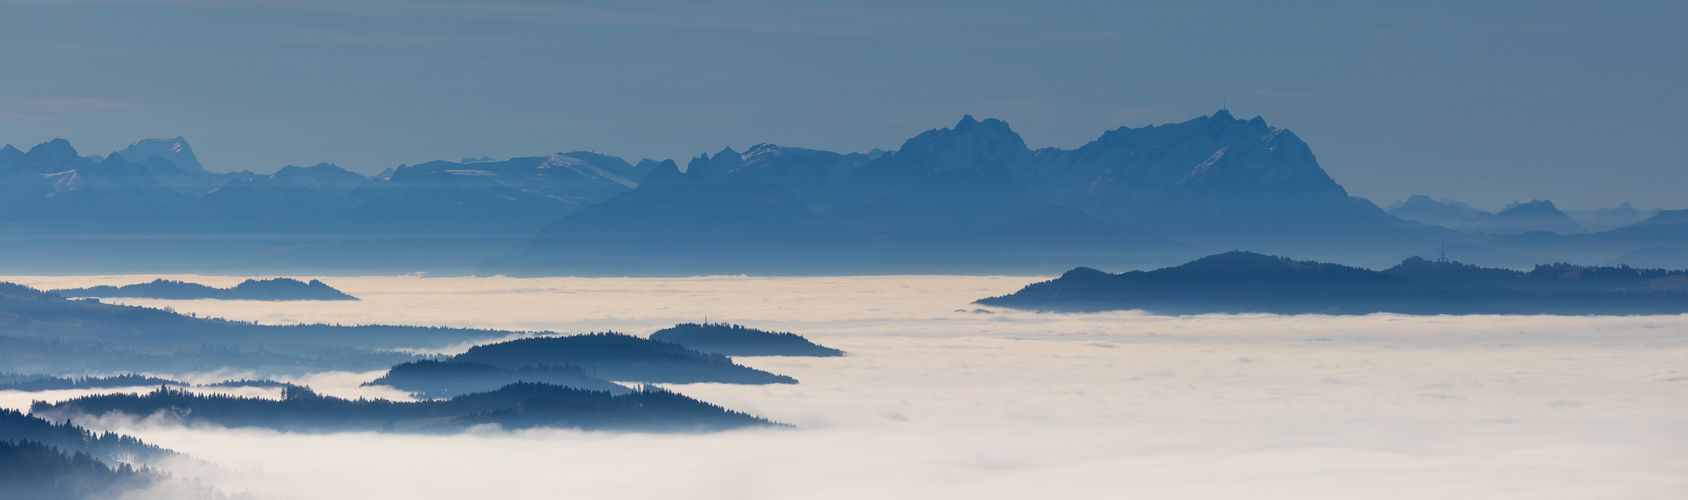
[1,0,1682,210]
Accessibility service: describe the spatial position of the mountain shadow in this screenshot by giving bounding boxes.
[977,251,1688,315]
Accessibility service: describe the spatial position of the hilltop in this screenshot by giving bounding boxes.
[977,251,1688,315]
[55,277,356,301]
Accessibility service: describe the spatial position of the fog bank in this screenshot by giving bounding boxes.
[4,275,1683,499]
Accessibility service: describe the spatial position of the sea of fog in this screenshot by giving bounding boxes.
[2,274,1685,499]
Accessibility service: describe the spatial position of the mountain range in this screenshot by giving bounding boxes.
[2,111,1681,275]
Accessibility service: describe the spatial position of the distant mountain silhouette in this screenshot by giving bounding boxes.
[114,137,207,175]
[35,382,781,433]
[342,152,646,235]
[649,322,843,357]
[1456,200,1586,235]
[1024,110,1428,244]
[1443,208,1688,268]
[673,143,870,209]
[977,251,1688,315]
[55,277,356,301]
[1387,195,1488,228]
[451,333,797,384]
[1563,202,1652,232]
[824,115,1041,232]
[6,113,1683,276]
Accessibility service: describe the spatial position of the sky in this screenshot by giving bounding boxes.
[2,274,1684,499]
[0,0,1683,211]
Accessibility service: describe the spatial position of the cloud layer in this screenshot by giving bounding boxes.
[4,274,1685,499]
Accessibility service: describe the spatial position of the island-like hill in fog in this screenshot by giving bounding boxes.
[977,251,1688,315]
[33,382,781,433]
[0,281,507,375]
[363,359,632,399]
[649,322,843,357]
[361,327,816,399]
[449,333,798,385]
[54,277,356,301]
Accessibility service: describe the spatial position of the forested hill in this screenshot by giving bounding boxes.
[0,441,154,500]
[977,251,1688,315]
[35,382,782,433]
[0,409,175,465]
[0,281,512,374]
[0,409,219,500]
[450,333,798,384]
[364,360,631,399]
[649,322,843,357]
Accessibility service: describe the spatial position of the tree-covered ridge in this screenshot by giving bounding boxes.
[0,374,185,392]
[364,360,630,399]
[649,322,843,357]
[201,378,295,388]
[452,333,797,384]
[34,382,782,433]
[978,251,1688,315]
[0,409,175,465]
[54,277,357,301]
[0,402,221,499]
[0,440,154,500]
[0,281,515,374]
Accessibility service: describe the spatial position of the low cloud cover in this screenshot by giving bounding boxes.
[3,275,1684,499]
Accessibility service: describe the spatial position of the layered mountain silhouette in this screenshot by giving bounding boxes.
[494,111,1442,275]
[1,111,1680,275]
[1387,195,1487,228]
[1456,200,1586,235]
[1567,202,1653,233]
